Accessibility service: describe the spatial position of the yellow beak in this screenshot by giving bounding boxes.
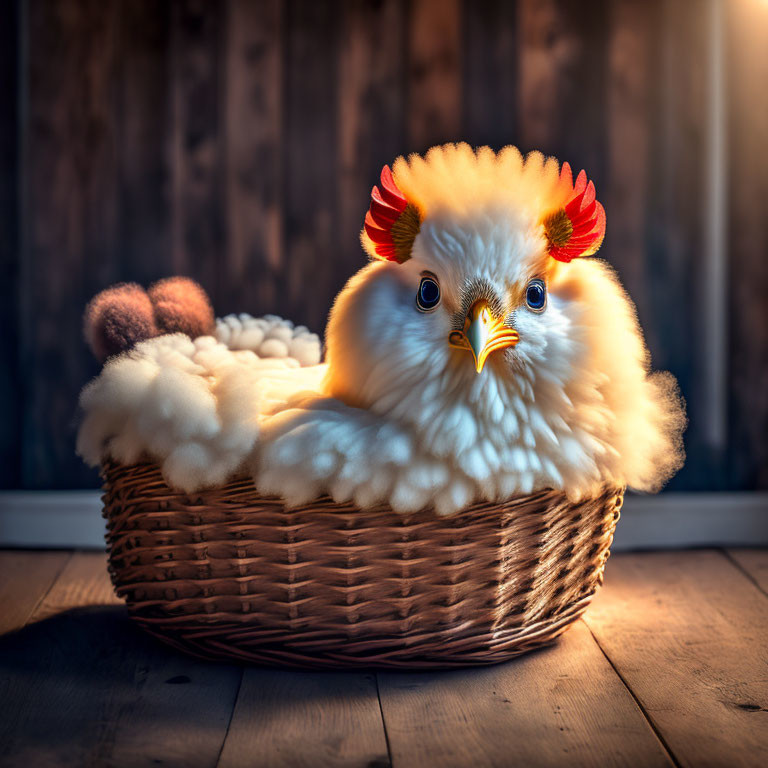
[448,301,519,373]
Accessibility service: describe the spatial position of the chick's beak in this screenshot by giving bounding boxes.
[448,301,519,373]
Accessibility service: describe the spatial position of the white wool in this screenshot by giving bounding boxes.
[77,315,325,492]
[216,313,322,366]
[78,145,684,513]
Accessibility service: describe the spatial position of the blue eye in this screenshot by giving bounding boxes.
[525,279,546,311]
[416,276,440,311]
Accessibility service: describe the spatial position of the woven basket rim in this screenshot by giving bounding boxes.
[100,458,621,518]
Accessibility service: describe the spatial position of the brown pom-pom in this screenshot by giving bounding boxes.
[148,277,215,339]
[84,283,157,362]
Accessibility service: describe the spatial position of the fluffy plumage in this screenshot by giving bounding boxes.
[79,144,685,514]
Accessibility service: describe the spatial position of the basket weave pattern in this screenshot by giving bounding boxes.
[102,461,622,668]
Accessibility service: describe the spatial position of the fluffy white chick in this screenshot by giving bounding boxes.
[256,143,685,514]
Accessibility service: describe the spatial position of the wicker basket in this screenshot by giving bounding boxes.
[101,461,622,669]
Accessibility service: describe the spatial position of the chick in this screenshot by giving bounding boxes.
[256,144,684,513]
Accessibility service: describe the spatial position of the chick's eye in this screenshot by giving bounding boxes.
[525,279,546,311]
[416,277,440,311]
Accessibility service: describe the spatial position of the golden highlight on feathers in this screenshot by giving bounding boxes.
[361,143,606,265]
[542,208,574,248]
[389,203,422,262]
[394,144,568,219]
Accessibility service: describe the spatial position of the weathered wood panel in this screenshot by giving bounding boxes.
[377,620,673,768]
[0,553,242,768]
[604,0,658,310]
[0,0,20,487]
[584,551,768,768]
[223,0,284,315]
[117,0,174,285]
[407,0,462,151]
[337,0,407,280]
[462,0,518,148]
[517,0,609,183]
[644,0,713,490]
[0,2,23,488]
[727,548,768,596]
[22,0,121,489]
[218,669,390,768]
[282,0,339,331]
[0,550,70,634]
[2,549,768,765]
[169,0,225,303]
[727,0,768,488]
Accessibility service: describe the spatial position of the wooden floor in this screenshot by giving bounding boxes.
[0,549,766,768]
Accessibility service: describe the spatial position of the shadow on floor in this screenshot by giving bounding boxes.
[0,607,243,767]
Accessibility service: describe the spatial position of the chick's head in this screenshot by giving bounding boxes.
[326,144,597,411]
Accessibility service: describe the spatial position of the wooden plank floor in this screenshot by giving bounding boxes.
[0,549,766,768]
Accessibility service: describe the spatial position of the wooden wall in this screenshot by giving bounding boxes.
[3,0,767,491]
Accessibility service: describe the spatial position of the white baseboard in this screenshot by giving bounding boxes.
[612,493,768,550]
[0,490,766,551]
[0,491,106,549]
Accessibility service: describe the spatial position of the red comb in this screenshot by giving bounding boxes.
[544,162,606,263]
[364,166,421,263]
